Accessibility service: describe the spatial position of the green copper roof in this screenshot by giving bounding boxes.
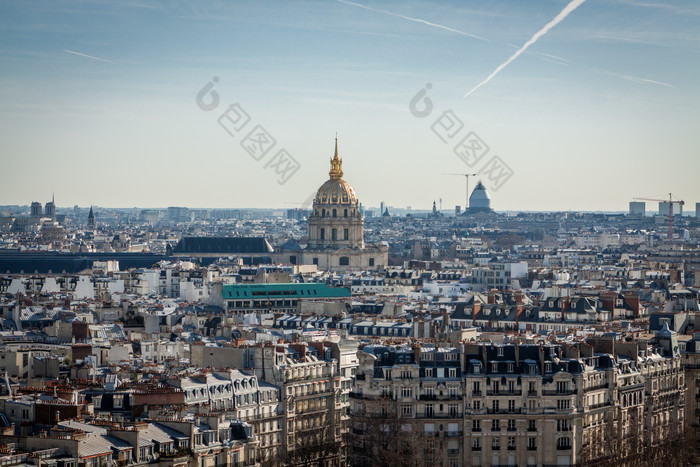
[222,282,350,300]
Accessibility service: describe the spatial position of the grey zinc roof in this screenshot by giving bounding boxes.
[80,434,132,458]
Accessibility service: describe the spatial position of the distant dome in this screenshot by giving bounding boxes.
[468,180,492,212]
[314,179,358,206]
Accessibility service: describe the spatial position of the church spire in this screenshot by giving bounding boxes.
[329,135,343,180]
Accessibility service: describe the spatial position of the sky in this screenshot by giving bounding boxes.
[1,0,698,212]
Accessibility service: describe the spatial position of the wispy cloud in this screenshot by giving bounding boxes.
[464,0,586,98]
[62,49,113,63]
[335,0,490,42]
[591,68,673,87]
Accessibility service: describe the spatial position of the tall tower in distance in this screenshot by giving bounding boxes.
[30,202,43,217]
[87,206,96,229]
[44,194,56,221]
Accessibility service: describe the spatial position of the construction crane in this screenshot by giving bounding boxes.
[633,193,685,240]
[442,173,478,210]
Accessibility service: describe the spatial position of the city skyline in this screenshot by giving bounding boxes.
[1,0,698,211]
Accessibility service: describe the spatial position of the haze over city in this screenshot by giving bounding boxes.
[1,0,699,211]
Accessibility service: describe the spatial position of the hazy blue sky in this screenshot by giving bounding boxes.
[1,0,698,211]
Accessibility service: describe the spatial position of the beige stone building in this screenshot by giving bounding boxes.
[276,139,387,271]
[350,333,686,467]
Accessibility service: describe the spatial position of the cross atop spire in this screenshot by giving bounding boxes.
[329,135,343,180]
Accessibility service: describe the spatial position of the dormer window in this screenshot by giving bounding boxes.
[497,347,504,357]
[545,363,552,373]
[491,362,498,373]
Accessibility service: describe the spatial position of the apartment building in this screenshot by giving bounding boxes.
[350,328,685,467]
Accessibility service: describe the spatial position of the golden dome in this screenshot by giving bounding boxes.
[314,179,358,206]
[313,138,359,206]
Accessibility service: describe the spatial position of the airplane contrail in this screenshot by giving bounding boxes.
[336,0,490,42]
[464,0,586,98]
[62,49,113,63]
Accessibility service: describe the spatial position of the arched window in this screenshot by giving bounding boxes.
[320,228,325,240]
[339,256,349,266]
[332,228,337,240]
[344,209,348,217]
[322,208,326,217]
[332,208,337,217]
[344,228,349,240]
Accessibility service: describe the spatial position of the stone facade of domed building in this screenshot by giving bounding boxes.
[276,139,388,271]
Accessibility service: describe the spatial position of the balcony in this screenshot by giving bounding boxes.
[447,449,459,455]
[557,444,572,451]
[472,446,482,452]
[527,446,537,451]
[543,390,576,396]
[507,446,516,451]
[487,390,522,396]
[527,427,537,432]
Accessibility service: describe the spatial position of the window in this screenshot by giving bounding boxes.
[528,381,537,395]
[332,228,337,240]
[491,419,500,431]
[497,347,504,356]
[557,437,571,450]
[344,208,348,217]
[449,404,458,417]
[508,419,516,431]
[344,228,349,240]
[528,437,537,450]
[492,400,499,412]
[320,228,325,240]
[492,437,500,450]
[528,420,536,431]
[401,404,413,416]
[369,258,375,267]
[508,437,516,450]
[312,257,318,265]
[339,256,349,266]
[557,420,570,432]
[472,420,481,431]
[426,404,434,417]
[401,387,413,398]
[473,381,481,395]
[332,208,337,217]
[449,368,457,378]
[557,399,571,410]
[425,368,433,378]
[472,438,481,450]
[508,400,516,413]
[474,400,481,410]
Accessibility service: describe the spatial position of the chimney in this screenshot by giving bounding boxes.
[514,290,523,304]
[488,290,496,304]
[624,293,640,318]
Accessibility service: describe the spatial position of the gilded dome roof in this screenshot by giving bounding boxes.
[313,138,359,206]
[314,179,358,206]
